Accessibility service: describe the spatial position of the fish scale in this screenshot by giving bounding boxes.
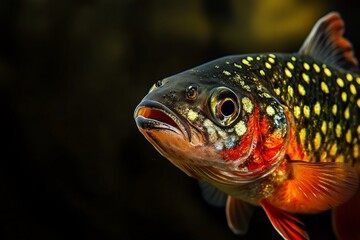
[134,12,360,240]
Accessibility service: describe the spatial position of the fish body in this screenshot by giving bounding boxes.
[134,13,360,239]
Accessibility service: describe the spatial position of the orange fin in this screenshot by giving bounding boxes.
[268,160,358,214]
[299,12,358,72]
[332,189,360,240]
[260,199,309,240]
[225,196,254,235]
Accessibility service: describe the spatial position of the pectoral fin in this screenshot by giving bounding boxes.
[268,160,359,214]
[260,199,309,240]
[198,180,227,207]
[226,196,254,235]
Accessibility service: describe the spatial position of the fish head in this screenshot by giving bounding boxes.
[134,59,288,182]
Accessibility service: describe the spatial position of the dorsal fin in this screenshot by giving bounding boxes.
[299,12,358,72]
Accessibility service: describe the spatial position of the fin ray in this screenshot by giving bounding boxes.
[268,160,358,214]
[299,12,358,72]
[260,199,309,240]
[198,180,227,207]
[225,196,254,235]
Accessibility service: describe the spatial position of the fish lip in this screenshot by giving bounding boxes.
[134,100,191,141]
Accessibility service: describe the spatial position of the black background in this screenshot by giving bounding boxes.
[1,0,359,239]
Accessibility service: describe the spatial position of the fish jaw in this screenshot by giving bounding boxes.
[134,99,220,176]
[134,100,191,142]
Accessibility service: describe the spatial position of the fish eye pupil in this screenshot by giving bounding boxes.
[220,99,235,116]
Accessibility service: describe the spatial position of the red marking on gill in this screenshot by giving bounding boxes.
[221,106,289,173]
[220,106,258,162]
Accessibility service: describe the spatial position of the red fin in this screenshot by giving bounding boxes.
[299,12,358,72]
[332,189,360,240]
[268,161,358,214]
[260,199,309,240]
[226,196,254,235]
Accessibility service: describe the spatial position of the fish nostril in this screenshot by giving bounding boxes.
[163,91,178,101]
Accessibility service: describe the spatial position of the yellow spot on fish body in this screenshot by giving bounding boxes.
[321,82,329,94]
[293,106,301,119]
[321,121,327,134]
[354,145,359,158]
[303,62,310,70]
[266,105,275,116]
[260,70,265,76]
[274,88,281,96]
[336,78,344,87]
[247,56,253,61]
[335,124,342,138]
[314,102,321,115]
[223,70,231,76]
[298,84,306,96]
[242,59,251,66]
[235,121,247,136]
[302,73,310,84]
[341,92,347,102]
[350,84,357,95]
[314,132,321,150]
[346,129,352,143]
[262,93,272,99]
[287,85,294,97]
[346,73,353,81]
[242,97,254,113]
[335,155,344,163]
[234,63,242,69]
[313,64,320,73]
[187,109,198,121]
[285,68,292,78]
[299,128,306,145]
[269,53,276,58]
[357,125,360,135]
[287,62,294,70]
[357,99,360,108]
[291,56,296,61]
[265,62,272,69]
[268,57,275,64]
[332,104,337,115]
[356,77,360,85]
[256,56,261,61]
[344,107,350,120]
[330,143,337,156]
[215,65,220,69]
[303,105,310,118]
[320,152,327,161]
[324,68,332,77]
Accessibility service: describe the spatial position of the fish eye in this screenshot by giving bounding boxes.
[210,87,240,126]
[186,85,198,101]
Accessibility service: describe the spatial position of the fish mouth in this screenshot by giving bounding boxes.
[134,100,191,141]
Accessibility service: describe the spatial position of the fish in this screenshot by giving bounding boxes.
[134,12,360,240]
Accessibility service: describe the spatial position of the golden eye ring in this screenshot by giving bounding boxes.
[210,87,240,126]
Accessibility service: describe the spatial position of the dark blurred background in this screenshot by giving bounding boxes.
[0,0,359,239]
